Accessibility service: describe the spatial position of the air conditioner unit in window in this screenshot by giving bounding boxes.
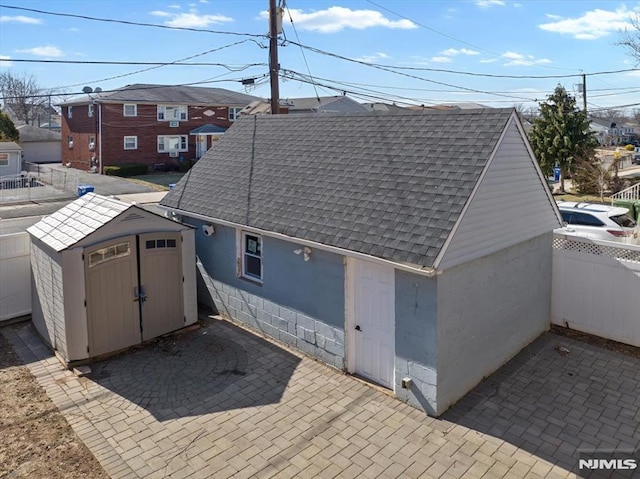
[68,141,74,148]
[89,142,95,151]
[169,151,179,157]
[169,121,179,127]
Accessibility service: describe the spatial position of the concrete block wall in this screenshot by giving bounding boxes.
[395,358,437,416]
[198,262,345,370]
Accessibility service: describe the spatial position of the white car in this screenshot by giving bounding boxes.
[555,201,640,244]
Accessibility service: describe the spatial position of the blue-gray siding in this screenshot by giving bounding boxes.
[190,219,345,328]
[394,270,439,414]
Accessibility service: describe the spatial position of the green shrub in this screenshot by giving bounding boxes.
[103,163,149,177]
[178,159,195,172]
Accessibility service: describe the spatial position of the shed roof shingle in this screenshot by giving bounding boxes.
[27,193,131,252]
[161,108,516,267]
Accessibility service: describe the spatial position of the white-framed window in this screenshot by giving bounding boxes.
[89,135,96,151]
[240,231,262,282]
[88,242,130,268]
[157,135,187,153]
[68,135,74,149]
[67,106,73,119]
[229,107,242,121]
[157,104,188,121]
[124,136,138,150]
[0,153,8,166]
[123,104,137,117]
[88,104,94,117]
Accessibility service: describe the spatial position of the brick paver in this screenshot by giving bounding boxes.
[2,317,639,478]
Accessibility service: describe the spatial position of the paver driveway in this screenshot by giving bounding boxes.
[2,316,639,478]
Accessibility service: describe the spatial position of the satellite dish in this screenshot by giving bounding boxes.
[82,86,93,93]
[94,87,102,93]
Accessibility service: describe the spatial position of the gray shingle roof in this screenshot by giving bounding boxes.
[27,193,131,252]
[161,109,515,267]
[59,84,262,106]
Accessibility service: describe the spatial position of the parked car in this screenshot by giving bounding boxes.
[555,201,640,244]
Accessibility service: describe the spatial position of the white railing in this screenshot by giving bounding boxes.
[24,163,79,193]
[0,165,79,203]
[551,233,640,347]
[610,182,640,202]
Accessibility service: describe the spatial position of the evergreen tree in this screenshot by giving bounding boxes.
[0,111,19,142]
[528,85,596,193]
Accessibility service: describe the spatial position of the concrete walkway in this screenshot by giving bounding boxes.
[2,317,639,478]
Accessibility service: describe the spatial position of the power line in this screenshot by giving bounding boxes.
[286,41,537,102]
[0,3,266,38]
[53,40,264,90]
[8,59,267,68]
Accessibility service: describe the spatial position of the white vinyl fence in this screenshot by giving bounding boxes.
[0,232,31,321]
[551,233,640,347]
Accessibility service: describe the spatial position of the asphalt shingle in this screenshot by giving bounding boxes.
[161,108,515,267]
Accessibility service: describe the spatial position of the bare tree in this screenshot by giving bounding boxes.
[618,13,640,64]
[0,72,53,126]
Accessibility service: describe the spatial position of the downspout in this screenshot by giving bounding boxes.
[98,103,103,174]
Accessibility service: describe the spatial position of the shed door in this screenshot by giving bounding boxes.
[350,259,395,389]
[139,232,184,340]
[85,236,140,356]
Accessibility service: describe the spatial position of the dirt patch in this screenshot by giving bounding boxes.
[551,325,640,359]
[0,331,109,479]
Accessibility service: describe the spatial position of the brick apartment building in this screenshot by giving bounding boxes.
[58,84,263,172]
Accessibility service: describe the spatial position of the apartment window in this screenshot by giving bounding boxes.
[68,136,74,149]
[67,106,73,119]
[229,107,242,121]
[157,105,188,121]
[89,135,96,151]
[241,232,262,282]
[157,135,187,152]
[123,104,137,117]
[88,104,94,117]
[124,136,138,150]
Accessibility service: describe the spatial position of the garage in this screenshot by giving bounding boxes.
[27,193,197,365]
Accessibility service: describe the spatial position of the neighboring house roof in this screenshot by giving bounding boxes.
[162,109,522,268]
[27,193,132,252]
[189,124,227,135]
[0,142,22,152]
[58,84,262,107]
[362,103,408,113]
[283,95,369,114]
[16,124,62,142]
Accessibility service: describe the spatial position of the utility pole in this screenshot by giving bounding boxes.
[582,73,587,114]
[269,0,280,114]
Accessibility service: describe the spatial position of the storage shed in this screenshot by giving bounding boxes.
[27,193,197,364]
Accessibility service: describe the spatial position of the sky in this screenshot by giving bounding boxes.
[0,0,639,114]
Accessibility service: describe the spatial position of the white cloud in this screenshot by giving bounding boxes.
[270,7,418,33]
[16,45,64,57]
[0,15,42,24]
[150,10,233,27]
[442,48,480,56]
[479,58,499,64]
[502,51,551,66]
[539,6,636,40]
[0,55,13,68]
[474,0,506,8]
[430,56,452,63]
[354,52,390,63]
